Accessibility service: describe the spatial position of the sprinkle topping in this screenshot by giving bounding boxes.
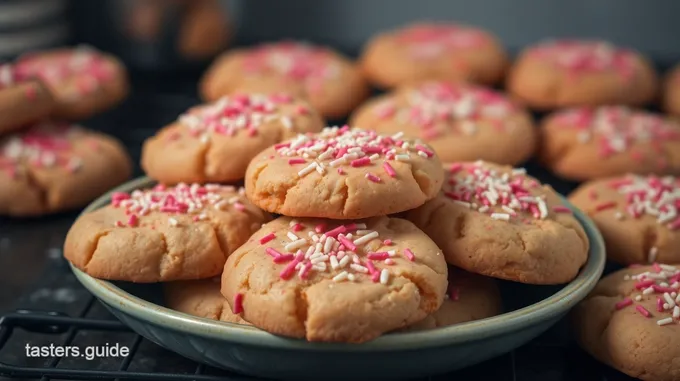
[0,122,85,178]
[2,45,114,97]
[529,40,635,78]
[374,82,514,139]
[553,106,680,159]
[277,126,435,180]
[176,93,302,141]
[442,161,564,221]
[602,175,680,231]
[617,264,680,326]
[242,42,339,94]
[110,183,248,227]
[396,24,488,59]
[261,221,419,284]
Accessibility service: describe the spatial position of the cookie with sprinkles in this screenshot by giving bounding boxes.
[199,41,369,119]
[0,78,55,134]
[141,93,324,184]
[244,126,444,219]
[350,81,536,165]
[0,122,131,217]
[3,46,129,119]
[662,63,680,118]
[572,265,680,381]
[540,106,680,181]
[404,267,501,331]
[221,216,448,342]
[569,175,680,265]
[64,183,271,282]
[360,23,508,88]
[405,161,589,284]
[164,278,249,325]
[507,40,658,109]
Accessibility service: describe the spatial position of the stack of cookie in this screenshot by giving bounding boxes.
[0,46,133,217]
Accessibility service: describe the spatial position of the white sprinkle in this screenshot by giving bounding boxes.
[338,255,351,268]
[387,250,396,257]
[280,116,293,129]
[478,206,489,213]
[315,162,326,174]
[311,234,320,242]
[356,230,371,236]
[168,218,179,227]
[329,157,346,167]
[297,265,307,278]
[313,263,327,272]
[664,303,670,310]
[490,213,510,221]
[453,201,471,208]
[501,205,516,215]
[355,223,367,229]
[353,231,379,246]
[287,232,299,241]
[511,168,527,176]
[635,295,642,301]
[330,255,339,269]
[350,264,369,273]
[648,247,658,263]
[417,151,429,158]
[352,254,360,264]
[614,212,624,220]
[392,132,404,140]
[674,306,680,319]
[298,163,317,177]
[369,154,380,162]
[384,258,395,265]
[333,271,348,282]
[676,294,680,304]
[395,154,411,162]
[661,264,678,272]
[347,273,356,282]
[285,239,308,252]
[537,199,549,219]
[323,237,335,253]
[304,246,315,258]
[379,269,390,285]
[657,317,674,326]
[311,255,329,264]
[643,286,655,295]
[200,134,210,144]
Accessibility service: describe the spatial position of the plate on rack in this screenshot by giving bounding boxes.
[70,176,606,381]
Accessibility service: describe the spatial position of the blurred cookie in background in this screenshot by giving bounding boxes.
[507,40,658,110]
[0,0,69,60]
[662,63,680,118]
[0,78,55,135]
[360,23,508,89]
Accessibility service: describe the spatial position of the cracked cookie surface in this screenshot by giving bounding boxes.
[404,266,501,331]
[244,127,444,219]
[350,81,536,165]
[540,106,680,181]
[221,216,448,343]
[164,278,249,324]
[359,23,507,88]
[507,40,657,109]
[199,41,369,119]
[0,122,132,217]
[569,175,680,265]
[141,93,324,184]
[64,183,271,282]
[571,265,680,381]
[405,161,589,284]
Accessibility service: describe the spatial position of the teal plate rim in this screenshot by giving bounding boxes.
[69,176,606,352]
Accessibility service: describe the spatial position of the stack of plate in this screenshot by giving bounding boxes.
[0,0,69,59]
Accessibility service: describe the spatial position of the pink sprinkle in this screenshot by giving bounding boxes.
[595,201,617,212]
[259,233,276,244]
[274,254,295,263]
[366,173,381,183]
[588,190,598,200]
[280,252,304,280]
[653,263,663,273]
[404,248,416,262]
[636,305,651,318]
[366,260,378,275]
[345,223,359,232]
[288,158,307,165]
[337,168,346,175]
[274,142,291,149]
[292,223,303,232]
[127,214,139,227]
[383,162,397,178]
[552,206,571,213]
[338,236,357,252]
[383,239,393,246]
[367,252,389,260]
[315,223,326,233]
[615,297,633,310]
[265,247,283,258]
[299,262,313,279]
[233,293,244,314]
[25,85,37,100]
[669,217,680,230]
[653,285,676,293]
[324,225,346,238]
[657,297,665,312]
[233,202,246,212]
[635,279,655,289]
[351,157,371,167]
[449,163,463,173]
[296,105,309,115]
[115,221,124,227]
[415,144,434,157]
